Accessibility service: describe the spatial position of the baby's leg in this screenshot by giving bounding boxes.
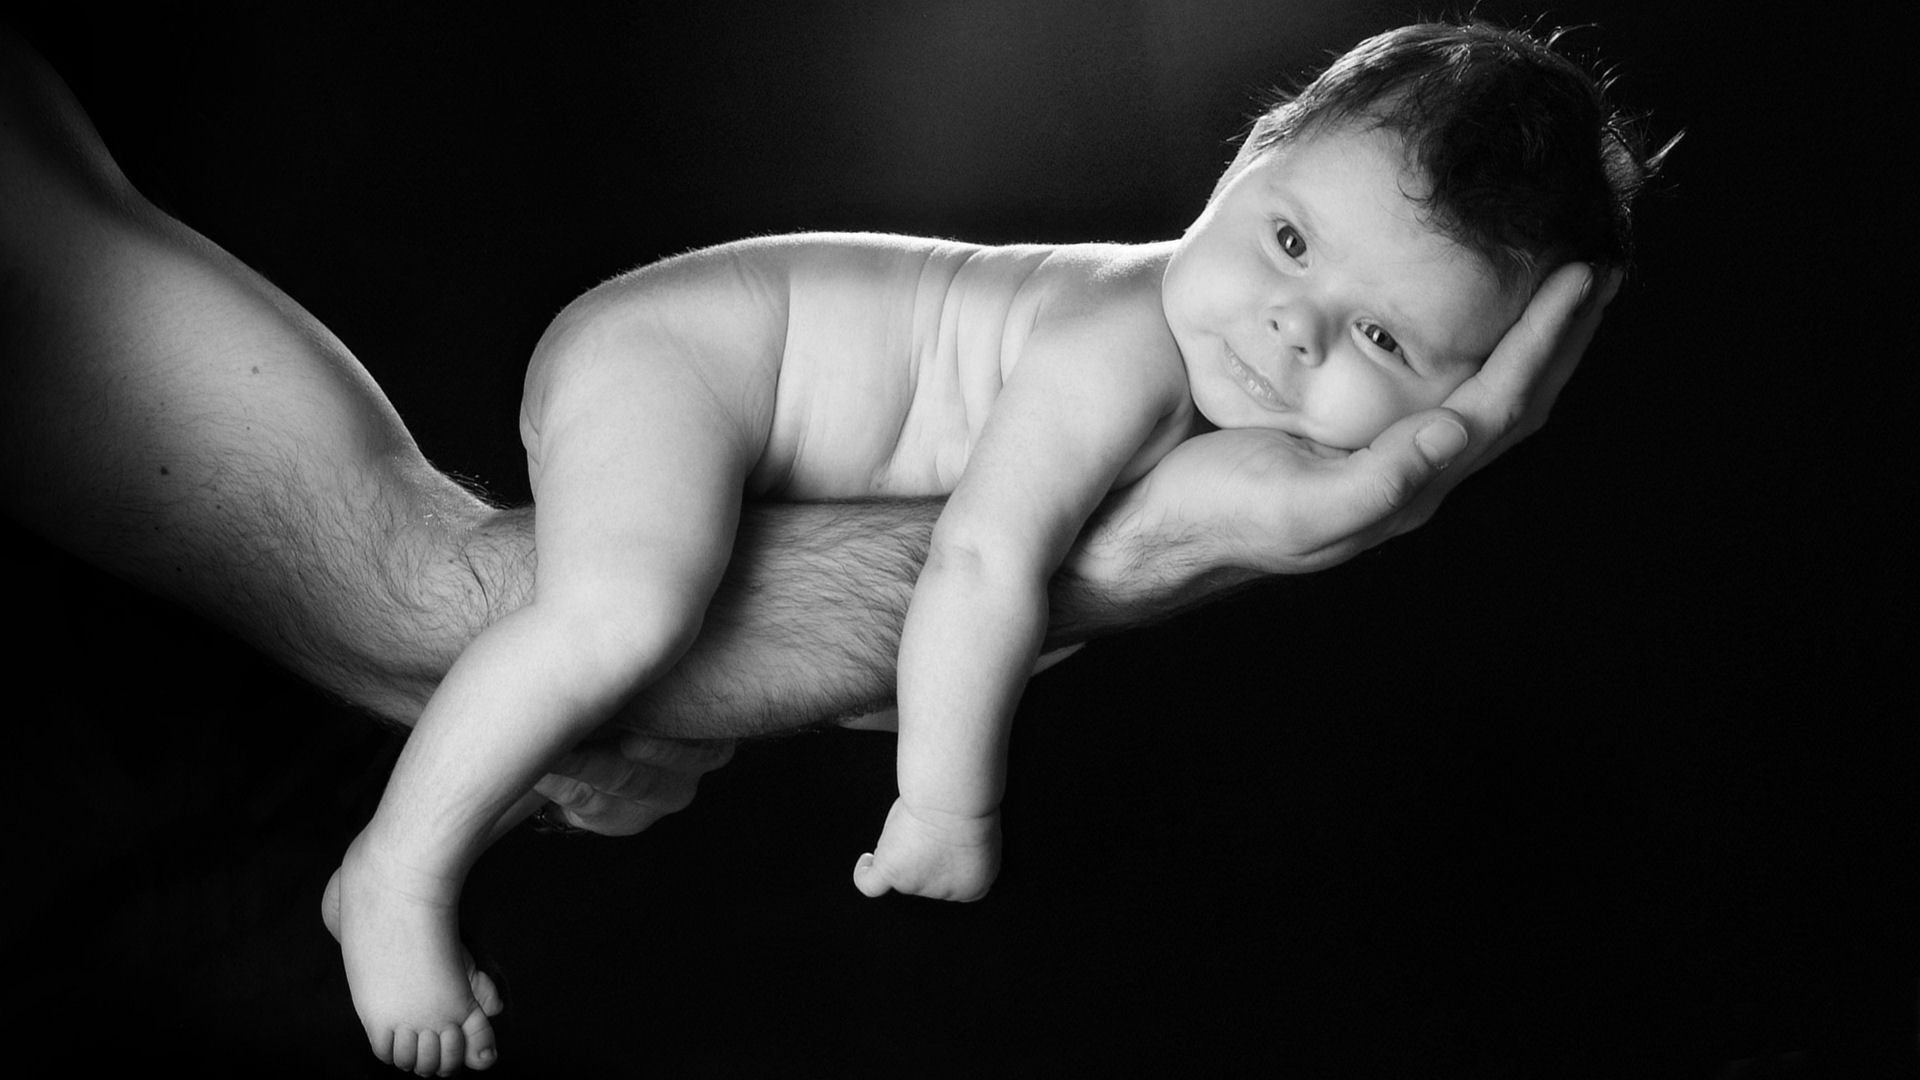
[335,335,760,1073]
[320,788,544,1066]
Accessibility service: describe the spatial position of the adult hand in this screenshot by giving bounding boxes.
[532,734,736,836]
[1109,262,1618,579]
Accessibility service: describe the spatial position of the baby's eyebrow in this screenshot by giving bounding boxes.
[1264,173,1335,255]
[1404,329,1479,375]
[1372,302,1470,375]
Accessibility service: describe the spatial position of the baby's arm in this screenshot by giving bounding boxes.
[854,302,1187,901]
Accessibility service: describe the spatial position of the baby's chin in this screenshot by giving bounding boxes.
[1191,398,1364,457]
[1235,424,1355,459]
[1282,431,1354,459]
[1260,416,1367,457]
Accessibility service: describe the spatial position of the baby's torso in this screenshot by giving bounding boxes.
[525,232,1190,500]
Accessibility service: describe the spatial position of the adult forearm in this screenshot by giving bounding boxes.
[446,483,1259,739]
[442,488,1251,741]
[591,497,937,739]
[1043,492,1259,649]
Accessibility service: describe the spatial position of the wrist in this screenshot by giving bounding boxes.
[1047,495,1251,647]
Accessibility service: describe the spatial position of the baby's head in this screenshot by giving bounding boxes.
[1163,20,1670,448]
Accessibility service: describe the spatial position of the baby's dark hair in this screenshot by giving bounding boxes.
[1234,19,1676,290]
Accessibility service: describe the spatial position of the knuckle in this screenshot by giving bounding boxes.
[1372,465,1419,512]
[543,774,588,809]
[1388,504,1435,538]
[651,778,699,814]
[592,807,656,836]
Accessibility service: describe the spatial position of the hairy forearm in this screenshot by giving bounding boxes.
[601,497,935,738]
[1044,492,1261,647]
[355,495,935,737]
[430,488,1260,741]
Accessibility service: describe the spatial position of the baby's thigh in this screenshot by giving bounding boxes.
[524,363,763,613]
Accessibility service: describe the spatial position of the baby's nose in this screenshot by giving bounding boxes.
[1265,306,1325,367]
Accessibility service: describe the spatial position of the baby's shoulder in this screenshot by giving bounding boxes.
[1026,244,1181,370]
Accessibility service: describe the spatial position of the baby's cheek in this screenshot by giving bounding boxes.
[1313,376,1408,450]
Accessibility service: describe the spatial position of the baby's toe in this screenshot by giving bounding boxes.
[852,852,891,898]
[409,1028,442,1076]
[384,1028,416,1072]
[462,1006,498,1070]
[469,966,505,1019]
[434,1025,468,1076]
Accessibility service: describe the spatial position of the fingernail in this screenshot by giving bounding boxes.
[1599,268,1624,307]
[1414,419,1468,468]
[1575,266,1595,309]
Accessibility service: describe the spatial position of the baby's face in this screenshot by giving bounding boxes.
[1163,125,1527,450]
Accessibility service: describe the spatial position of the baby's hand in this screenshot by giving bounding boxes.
[852,798,1001,902]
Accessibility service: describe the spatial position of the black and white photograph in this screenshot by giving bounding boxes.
[2,2,1909,1075]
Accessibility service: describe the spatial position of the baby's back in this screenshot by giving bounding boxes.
[522,232,1171,500]
[754,233,1054,498]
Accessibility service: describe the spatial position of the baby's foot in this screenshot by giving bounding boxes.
[325,837,504,1074]
[852,797,1001,902]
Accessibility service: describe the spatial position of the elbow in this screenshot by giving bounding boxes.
[920,534,1050,620]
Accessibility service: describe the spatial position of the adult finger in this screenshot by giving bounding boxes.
[1323,408,1473,548]
[1450,262,1615,459]
[1366,263,1621,540]
[613,731,738,774]
[534,769,662,836]
[536,735,737,835]
[1296,264,1603,550]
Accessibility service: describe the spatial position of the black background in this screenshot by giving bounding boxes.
[3,2,1911,1076]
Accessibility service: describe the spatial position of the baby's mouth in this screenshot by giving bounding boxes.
[1223,343,1288,411]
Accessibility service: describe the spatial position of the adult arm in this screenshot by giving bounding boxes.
[0,28,929,827]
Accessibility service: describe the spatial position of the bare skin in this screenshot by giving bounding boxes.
[2,26,1615,1076]
[336,118,1594,1059]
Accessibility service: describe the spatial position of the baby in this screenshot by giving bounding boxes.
[328,19,1668,1073]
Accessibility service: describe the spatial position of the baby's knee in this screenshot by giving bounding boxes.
[552,593,705,694]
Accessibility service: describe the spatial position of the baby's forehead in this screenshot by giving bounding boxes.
[1270,119,1554,297]
[1259,122,1430,197]
[1255,131,1528,362]
[1250,128,1461,253]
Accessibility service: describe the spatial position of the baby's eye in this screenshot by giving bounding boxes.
[1358,321,1405,360]
[1274,223,1307,260]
